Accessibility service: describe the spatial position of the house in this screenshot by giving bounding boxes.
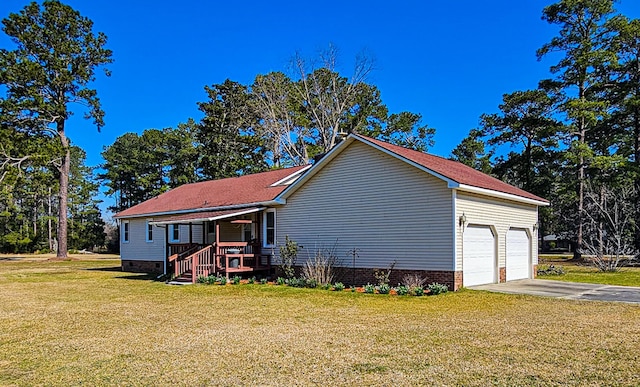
[114,134,549,290]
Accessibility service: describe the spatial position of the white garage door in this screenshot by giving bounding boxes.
[463,225,496,287]
[506,228,530,281]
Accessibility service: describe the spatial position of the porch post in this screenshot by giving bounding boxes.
[215,221,220,256]
[165,225,169,274]
[189,222,193,245]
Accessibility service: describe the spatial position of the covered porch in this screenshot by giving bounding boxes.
[151,207,276,283]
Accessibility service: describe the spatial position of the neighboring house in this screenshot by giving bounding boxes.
[114,134,549,290]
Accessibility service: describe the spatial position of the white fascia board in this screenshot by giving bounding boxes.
[276,136,357,200]
[270,165,312,187]
[149,207,265,225]
[456,184,550,207]
[114,201,281,220]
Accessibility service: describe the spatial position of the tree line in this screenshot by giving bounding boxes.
[451,0,640,260]
[1,0,639,262]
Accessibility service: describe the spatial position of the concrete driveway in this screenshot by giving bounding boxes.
[470,279,640,304]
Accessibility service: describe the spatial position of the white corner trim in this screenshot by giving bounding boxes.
[452,190,457,271]
[457,184,550,206]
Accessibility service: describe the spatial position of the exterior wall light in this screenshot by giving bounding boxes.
[459,213,467,227]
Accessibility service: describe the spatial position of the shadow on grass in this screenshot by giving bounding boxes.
[85,266,124,272]
[116,273,160,281]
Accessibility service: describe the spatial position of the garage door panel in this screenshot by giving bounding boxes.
[506,229,530,281]
[463,226,496,287]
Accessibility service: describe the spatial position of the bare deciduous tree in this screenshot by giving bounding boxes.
[582,184,638,271]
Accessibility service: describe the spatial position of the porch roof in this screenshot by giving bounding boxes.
[149,207,264,225]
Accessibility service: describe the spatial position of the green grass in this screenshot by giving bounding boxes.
[538,255,640,287]
[538,263,640,287]
[1,258,640,386]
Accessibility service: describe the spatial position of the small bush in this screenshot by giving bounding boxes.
[373,261,396,287]
[412,286,424,296]
[302,244,341,286]
[364,283,375,294]
[69,249,79,254]
[403,273,427,289]
[321,283,332,290]
[206,275,217,285]
[231,275,242,285]
[279,235,298,279]
[427,282,448,295]
[537,264,565,276]
[260,278,268,285]
[395,285,409,296]
[248,276,256,284]
[377,283,391,294]
[196,276,207,284]
[218,276,227,285]
[333,282,345,291]
[350,285,357,292]
[276,277,286,285]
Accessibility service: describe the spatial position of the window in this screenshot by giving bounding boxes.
[146,220,153,242]
[122,221,129,243]
[263,210,275,247]
[170,224,180,242]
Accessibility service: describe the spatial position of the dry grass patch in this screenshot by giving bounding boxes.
[1,259,639,386]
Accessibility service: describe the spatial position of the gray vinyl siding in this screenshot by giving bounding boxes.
[120,218,165,261]
[277,141,454,271]
[119,219,206,261]
[455,191,539,271]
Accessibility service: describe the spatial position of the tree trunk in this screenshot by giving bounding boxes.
[574,82,587,261]
[634,103,640,252]
[56,120,69,258]
[48,186,53,252]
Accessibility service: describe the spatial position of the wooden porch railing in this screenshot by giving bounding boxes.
[172,242,271,283]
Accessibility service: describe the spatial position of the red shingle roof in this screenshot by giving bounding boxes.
[355,134,548,203]
[114,166,309,218]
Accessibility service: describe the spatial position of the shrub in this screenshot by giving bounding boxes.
[350,285,357,292]
[196,276,207,284]
[537,264,565,276]
[302,244,341,286]
[279,235,298,279]
[377,283,391,294]
[333,282,345,291]
[276,277,286,285]
[411,286,424,296]
[206,275,217,285]
[426,282,448,295]
[373,261,396,287]
[395,285,409,296]
[321,282,332,290]
[260,278,268,285]
[218,276,227,285]
[231,275,241,285]
[402,273,427,289]
[248,276,256,284]
[364,283,375,294]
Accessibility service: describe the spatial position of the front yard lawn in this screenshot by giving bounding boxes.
[1,258,639,386]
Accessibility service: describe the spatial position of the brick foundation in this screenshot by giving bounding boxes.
[285,266,465,291]
[499,267,506,283]
[121,260,164,274]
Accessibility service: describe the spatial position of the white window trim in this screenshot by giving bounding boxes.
[145,219,153,243]
[262,209,276,248]
[122,220,130,244]
[170,224,180,243]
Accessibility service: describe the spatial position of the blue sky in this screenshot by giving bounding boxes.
[1,0,639,218]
